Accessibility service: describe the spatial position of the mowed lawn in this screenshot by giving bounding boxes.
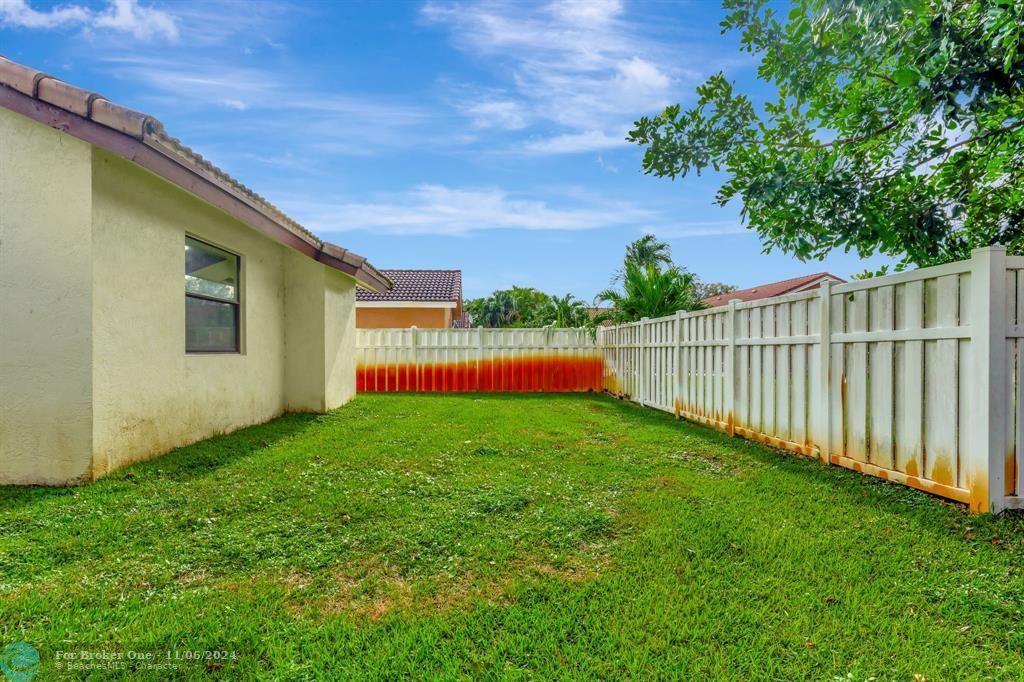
[3,395,1024,680]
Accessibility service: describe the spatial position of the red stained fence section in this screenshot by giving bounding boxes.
[356,328,602,393]
[357,355,603,393]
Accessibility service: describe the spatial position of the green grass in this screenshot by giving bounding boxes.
[3,394,1024,680]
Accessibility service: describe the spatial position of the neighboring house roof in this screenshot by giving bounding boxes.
[0,56,391,293]
[356,270,462,303]
[702,272,846,307]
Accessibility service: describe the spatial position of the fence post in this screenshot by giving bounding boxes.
[968,246,1008,513]
[725,301,737,436]
[639,317,649,407]
[817,281,832,464]
[476,326,484,392]
[674,310,684,418]
[410,326,419,392]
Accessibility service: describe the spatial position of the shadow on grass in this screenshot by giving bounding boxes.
[0,411,324,513]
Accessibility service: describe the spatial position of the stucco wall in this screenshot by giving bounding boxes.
[0,108,94,484]
[283,254,358,412]
[324,269,357,408]
[1,113,361,484]
[356,306,451,329]
[90,150,290,475]
[283,249,326,413]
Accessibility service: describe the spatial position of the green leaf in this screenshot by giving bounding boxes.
[892,67,919,87]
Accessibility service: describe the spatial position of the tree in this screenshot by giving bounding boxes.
[614,234,674,283]
[693,279,737,302]
[466,287,593,328]
[540,294,590,328]
[628,0,1024,270]
[624,234,673,269]
[596,262,704,323]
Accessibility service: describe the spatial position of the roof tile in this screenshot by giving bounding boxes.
[357,270,462,303]
[702,272,845,307]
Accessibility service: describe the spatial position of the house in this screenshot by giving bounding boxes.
[356,269,464,328]
[701,272,846,308]
[0,57,391,485]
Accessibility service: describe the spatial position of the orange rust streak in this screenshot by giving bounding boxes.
[832,455,972,505]
[969,471,990,513]
[1006,447,1017,497]
[929,454,956,488]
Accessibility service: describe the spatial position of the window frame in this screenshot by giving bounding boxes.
[185,235,242,355]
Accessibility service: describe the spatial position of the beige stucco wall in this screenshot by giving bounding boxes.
[90,150,293,475]
[324,268,357,408]
[283,249,326,413]
[282,255,358,411]
[0,108,95,484]
[0,108,360,484]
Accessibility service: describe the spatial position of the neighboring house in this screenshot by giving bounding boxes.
[587,306,615,326]
[701,272,846,308]
[0,57,391,485]
[356,269,463,328]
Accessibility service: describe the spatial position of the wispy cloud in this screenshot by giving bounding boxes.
[423,0,697,154]
[648,221,750,239]
[94,55,432,156]
[281,184,659,236]
[0,0,179,41]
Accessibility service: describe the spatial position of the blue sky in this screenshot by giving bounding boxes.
[1,0,892,299]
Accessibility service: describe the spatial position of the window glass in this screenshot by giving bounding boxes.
[185,237,240,353]
[186,297,239,353]
[185,237,238,302]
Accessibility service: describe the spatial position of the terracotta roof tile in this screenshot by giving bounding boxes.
[0,55,391,293]
[702,272,845,307]
[356,270,462,302]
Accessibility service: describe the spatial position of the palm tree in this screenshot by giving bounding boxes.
[613,234,673,283]
[596,262,703,323]
[541,294,589,327]
[625,235,672,270]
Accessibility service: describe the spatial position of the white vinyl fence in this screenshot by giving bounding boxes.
[600,247,1024,513]
[356,327,601,393]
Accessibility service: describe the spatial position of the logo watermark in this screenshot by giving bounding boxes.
[0,642,39,682]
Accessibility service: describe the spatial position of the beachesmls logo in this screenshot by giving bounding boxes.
[0,643,39,682]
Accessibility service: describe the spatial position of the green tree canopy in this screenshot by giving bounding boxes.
[625,234,673,270]
[693,279,737,302]
[465,288,591,328]
[628,0,1024,270]
[596,262,704,323]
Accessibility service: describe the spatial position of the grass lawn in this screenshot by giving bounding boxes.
[3,394,1024,680]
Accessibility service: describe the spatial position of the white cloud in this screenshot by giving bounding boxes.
[0,0,89,28]
[466,98,529,130]
[550,0,622,25]
[648,221,750,238]
[425,0,691,153]
[91,0,178,41]
[101,54,425,121]
[523,129,625,154]
[282,184,658,236]
[0,0,178,41]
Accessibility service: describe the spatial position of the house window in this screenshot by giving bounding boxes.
[185,236,240,353]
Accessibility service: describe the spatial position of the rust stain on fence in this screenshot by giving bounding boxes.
[357,355,603,393]
[929,454,955,488]
[1006,447,1017,496]
[969,471,990,513]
